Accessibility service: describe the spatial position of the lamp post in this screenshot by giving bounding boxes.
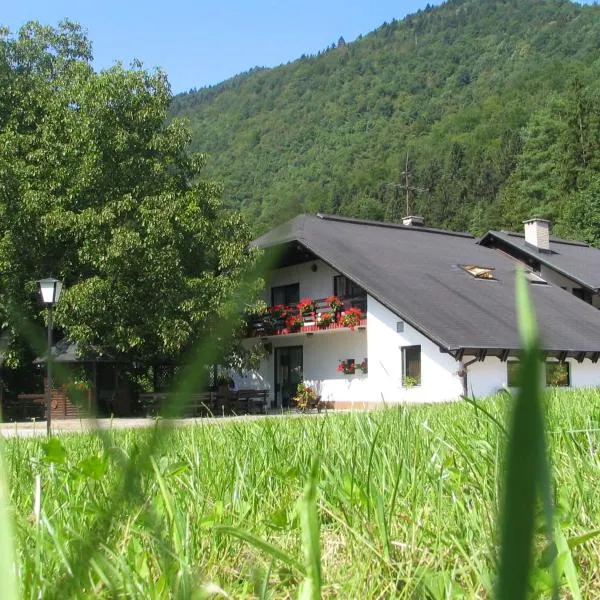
[37,278,63,436]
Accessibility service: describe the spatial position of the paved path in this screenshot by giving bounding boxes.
[0,411,327,438]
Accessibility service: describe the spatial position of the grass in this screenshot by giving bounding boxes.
[0,389,599,598]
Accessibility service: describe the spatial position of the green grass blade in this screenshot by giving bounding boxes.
[214,525,305,575]
[555,524,582,600]
[496,269,555,600]
[298,457,322,600]
[567,528,600,549]
[0,446,18,600]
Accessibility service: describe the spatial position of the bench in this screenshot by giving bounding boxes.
[140,390,269,417]
[232,390,268,415]
[139,392,218,418]
[3,394,46,422]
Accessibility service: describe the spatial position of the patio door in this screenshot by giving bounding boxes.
[274,346,303,408]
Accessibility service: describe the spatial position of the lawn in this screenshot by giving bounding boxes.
[2,390,600,598]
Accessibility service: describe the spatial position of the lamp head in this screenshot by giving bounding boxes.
[37,278,63,306]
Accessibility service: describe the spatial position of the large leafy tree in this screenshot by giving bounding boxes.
[0,21,259,369]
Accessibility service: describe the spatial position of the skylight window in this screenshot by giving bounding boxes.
[460,265,496,280]
[525,271,547,284]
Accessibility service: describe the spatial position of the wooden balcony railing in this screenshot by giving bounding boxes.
[247,295,367,337]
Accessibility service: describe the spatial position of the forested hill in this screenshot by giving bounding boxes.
[171,0,600,243]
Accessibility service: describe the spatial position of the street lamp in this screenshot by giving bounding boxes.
[38,278,63,435]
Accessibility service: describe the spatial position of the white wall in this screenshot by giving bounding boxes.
[539,265,600,308]
[366,297,464,403]
[265,259,340,302]
[467,356,600,395]
[467,358,509,397]
[247,328,369,407]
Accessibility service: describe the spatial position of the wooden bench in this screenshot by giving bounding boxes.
[139,392,217,418]
[232,390,268,415]
[3,394,46,422]
[140,390,269,417]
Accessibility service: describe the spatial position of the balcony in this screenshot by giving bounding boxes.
[247,296,367,338]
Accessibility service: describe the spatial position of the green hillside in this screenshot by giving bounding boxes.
[171,0,600,241]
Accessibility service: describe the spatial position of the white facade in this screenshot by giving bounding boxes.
[366,297,463,403]
[244,260,600,407]
[538,264,600,309]
[263,259,339,303]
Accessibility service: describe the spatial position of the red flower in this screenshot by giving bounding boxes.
[317,312,334,328]
[337,360,356,375]
[339,307,363,330]
[285,315,303,332]
[297,298,316,315]
[326,295,343,312]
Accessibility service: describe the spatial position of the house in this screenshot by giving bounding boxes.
[479,219,600,308]
[243,213,600,408]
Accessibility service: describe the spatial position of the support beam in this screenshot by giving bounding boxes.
[576,352,586,364]
[499,349,510,362]
[558,351,568,363]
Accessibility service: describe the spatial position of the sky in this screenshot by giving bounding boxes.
[3,1,447,94]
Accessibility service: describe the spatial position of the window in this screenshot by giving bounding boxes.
[546,362,570,387]
[525,271,546,285]
[271,283,299,306]
[402,345,421,386]
[460,265,496,280]
[334,275,365,299]
[573,288,593,305]
[506,361,520,387]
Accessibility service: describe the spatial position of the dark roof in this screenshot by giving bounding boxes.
[479,230,600,291]
[254,214,600,358]
[34,339,121,364]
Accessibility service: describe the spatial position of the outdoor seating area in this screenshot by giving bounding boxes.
[1,394,45,423]
[139,390,269,417]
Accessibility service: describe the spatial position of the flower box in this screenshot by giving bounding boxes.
[337,360,355,375]
[316,312,335,329]
[339,307,363,330]
[297,298,316,316]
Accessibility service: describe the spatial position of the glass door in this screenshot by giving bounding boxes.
[274,346,303,408]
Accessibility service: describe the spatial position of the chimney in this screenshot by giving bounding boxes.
[523,218,551,252]
[402,215,424,227]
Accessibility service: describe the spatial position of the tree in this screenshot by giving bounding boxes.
[0,21,260,369]
[556,175,600,246]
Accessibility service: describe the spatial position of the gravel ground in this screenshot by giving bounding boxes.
[0,410,327,438]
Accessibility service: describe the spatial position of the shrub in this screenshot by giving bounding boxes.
[293,382,319,411]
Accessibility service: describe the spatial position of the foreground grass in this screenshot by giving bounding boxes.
[3,390,600,598]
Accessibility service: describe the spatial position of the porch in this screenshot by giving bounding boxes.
[253,324,369,409]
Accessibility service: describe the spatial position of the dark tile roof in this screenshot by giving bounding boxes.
[34,339,120,363]
[254,214,600,357]
[479,230,600,291]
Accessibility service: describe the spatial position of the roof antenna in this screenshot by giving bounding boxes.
[385,150,427,221]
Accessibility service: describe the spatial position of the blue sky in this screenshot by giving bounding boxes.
[3,1,446,93]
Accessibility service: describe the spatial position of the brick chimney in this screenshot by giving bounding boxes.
[402,215,424,227]
[523,218,551,252]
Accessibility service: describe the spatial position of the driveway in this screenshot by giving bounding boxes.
[0,410,327,438]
